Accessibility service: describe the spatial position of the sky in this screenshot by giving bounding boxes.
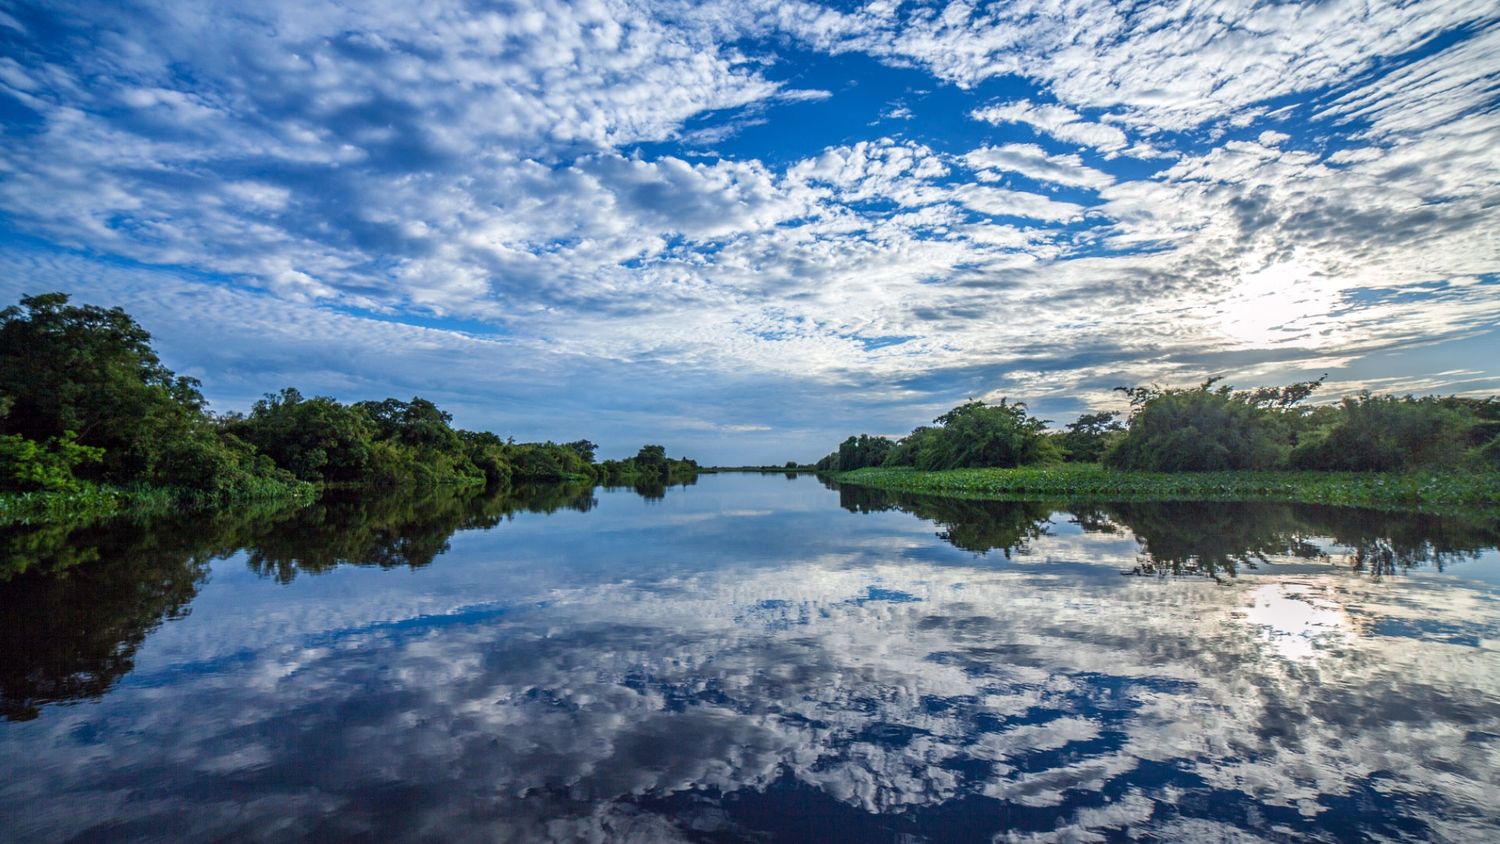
[1,0,1498,464]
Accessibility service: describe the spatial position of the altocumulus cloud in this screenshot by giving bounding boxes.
[0,0,1498,462]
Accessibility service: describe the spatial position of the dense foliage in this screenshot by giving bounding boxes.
[1104,378,1499,473]
[1057,412,1124,463]
[599,444,700,484]
[1,293,303,501]
[1,293,698,509]
[821,377,1499,478]
[1101,380,1313,471]
[817,400,1060,471]
[1289,394,1490,472]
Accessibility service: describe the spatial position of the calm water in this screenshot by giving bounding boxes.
[2,474,1499,842]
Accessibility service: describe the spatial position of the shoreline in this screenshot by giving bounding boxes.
[1,481,317,527]
[831,464,1500,512]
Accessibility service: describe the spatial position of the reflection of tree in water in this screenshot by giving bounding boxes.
[837,483,1500,580]
[1092,503,1500,581]
[246,482,600,583]
[0,506,279,721]
[836,485,1054,556]
[1086,502,1326,581]
[602,475,698,502]
[0,481,603,720]
[1301,507,1500,580]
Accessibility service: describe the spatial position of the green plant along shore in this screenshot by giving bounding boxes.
[819,377,1500,511]
[0,293,697,523]
[834,465,1500,511]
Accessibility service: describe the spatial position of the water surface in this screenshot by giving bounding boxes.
[2,474,1498,841]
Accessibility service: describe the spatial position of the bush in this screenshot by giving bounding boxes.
[1291,394,1477,472]
[0,432,103,493]
[824,401,1059,473]
[915,400,1061,470]
[1104,384,1294,471]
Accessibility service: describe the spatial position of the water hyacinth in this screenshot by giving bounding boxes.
[834,465,1500,513]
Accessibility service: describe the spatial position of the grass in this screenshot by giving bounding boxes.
[0,479,317,527]
[833,464,1500,512]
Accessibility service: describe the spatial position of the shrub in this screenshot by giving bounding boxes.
[1291,394,1478,472]
[0,432,103,493]
[1104,384,1294,471]
[915,400,1061,469]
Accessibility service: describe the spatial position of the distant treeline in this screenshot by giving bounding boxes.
[818,378,1500,474]
[0,293,697,502]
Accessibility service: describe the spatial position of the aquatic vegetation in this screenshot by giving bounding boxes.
[834,464,1500,511]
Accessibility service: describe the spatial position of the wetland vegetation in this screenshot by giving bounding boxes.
[819,377,1500,512]
[0,293,698,525]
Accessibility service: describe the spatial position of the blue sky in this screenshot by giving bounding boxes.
[1,0,1498,464]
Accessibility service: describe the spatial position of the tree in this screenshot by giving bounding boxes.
[916,400,1061,469]
[0,292,297,496]
[1104,380,1312,471]
[1291,394,1480,472]
[355,397,462,452]
[881,426,939,468]
[1059,412,1124,463]
[836,435,895,471]
[633,444,669,479]
[0,292,208,482]
[228,389,376,482]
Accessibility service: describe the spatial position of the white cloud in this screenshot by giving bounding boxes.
[1,0,1498,451]
[963,143,1114,190]
[971,100,1129,152]
[950,184,1085,222]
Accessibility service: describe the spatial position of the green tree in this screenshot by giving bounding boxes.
[917,400,1061,469]
[1291,394,1480,472]
[0,293,206,482]
[633,444,669,479]
[835,435,895,471]
[0,293,299,497]
[1059,411,1124,463]
[881,426,940,468]
[355,397,463,452]
[227,388,377,482]
[1104,380,1307,471]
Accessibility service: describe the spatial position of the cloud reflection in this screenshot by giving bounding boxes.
[2,491,1498,841]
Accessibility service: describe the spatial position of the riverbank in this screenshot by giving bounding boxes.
[833,465,1500,511]
[701,466,818,473]
[0,480,318,527]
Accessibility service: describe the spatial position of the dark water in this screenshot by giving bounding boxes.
[2,474,1499,842]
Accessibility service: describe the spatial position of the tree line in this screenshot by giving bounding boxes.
[0,293,697,501]
[817,377,1500,474]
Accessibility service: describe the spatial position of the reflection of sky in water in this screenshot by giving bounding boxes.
[3,474,1499,842]
[1239,583,1356,662]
